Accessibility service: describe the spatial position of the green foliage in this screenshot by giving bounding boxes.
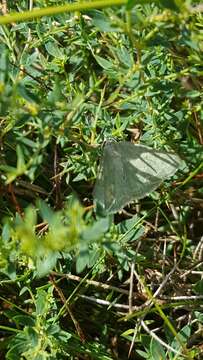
[0,0,203,359]
[0,199,111,277]
[6,288,72,360]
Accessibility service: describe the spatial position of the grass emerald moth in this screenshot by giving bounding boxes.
[93,141,181,214]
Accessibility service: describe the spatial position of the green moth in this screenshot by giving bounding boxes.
[93,141,181,214]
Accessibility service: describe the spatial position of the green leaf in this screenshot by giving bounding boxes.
[16,206,38,257]
[35,252,59,277]
[47,77,64,103]
[150,338,166,360]
[194,280,203,295]
[35,289,49,315]
[76,249,90,273]
[37,199,54,224]
[117,215,145,242]
[94,55,113,70]
[89,10,119,32]
[16,145,26,173]
[126,0,179,10]
[126,0,136,10]
[171,325,191,351]
[0,145,28,184]
[17,83,39,103]
[45,41,65,59]
[82,217,110,242]
[13,315,35,327]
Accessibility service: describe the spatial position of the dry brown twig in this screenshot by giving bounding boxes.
[49,274,86,343]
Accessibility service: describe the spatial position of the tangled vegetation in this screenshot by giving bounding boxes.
[0,1,203,359]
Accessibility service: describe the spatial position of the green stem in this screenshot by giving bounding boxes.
[0,0,127,25]
[0,325,22,333]
[181,162,203,186]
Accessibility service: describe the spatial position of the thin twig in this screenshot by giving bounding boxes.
[79,294,130,310]
[160,295,203,301]
[128,325,138,358]
[193,111,203,145]
[52,271,136,296]
[180,260,203,278]
[8,183,24,218]
[49,275,86,343]
[169,202,179,221]
[53,141,61,209]
[133,263,177,311]
[29,0,33,11]
[140,320,181,356]
[129,262,135,313]
[10,61,52,91]
[162,237,167,275]
[194,236,203,261]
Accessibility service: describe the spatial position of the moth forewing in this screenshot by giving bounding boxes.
[103,142,126,212]
[93,141,181,214]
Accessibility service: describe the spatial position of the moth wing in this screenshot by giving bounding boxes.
[93,143,130,213]
[93,141,181,214]
[120,142,181,200]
